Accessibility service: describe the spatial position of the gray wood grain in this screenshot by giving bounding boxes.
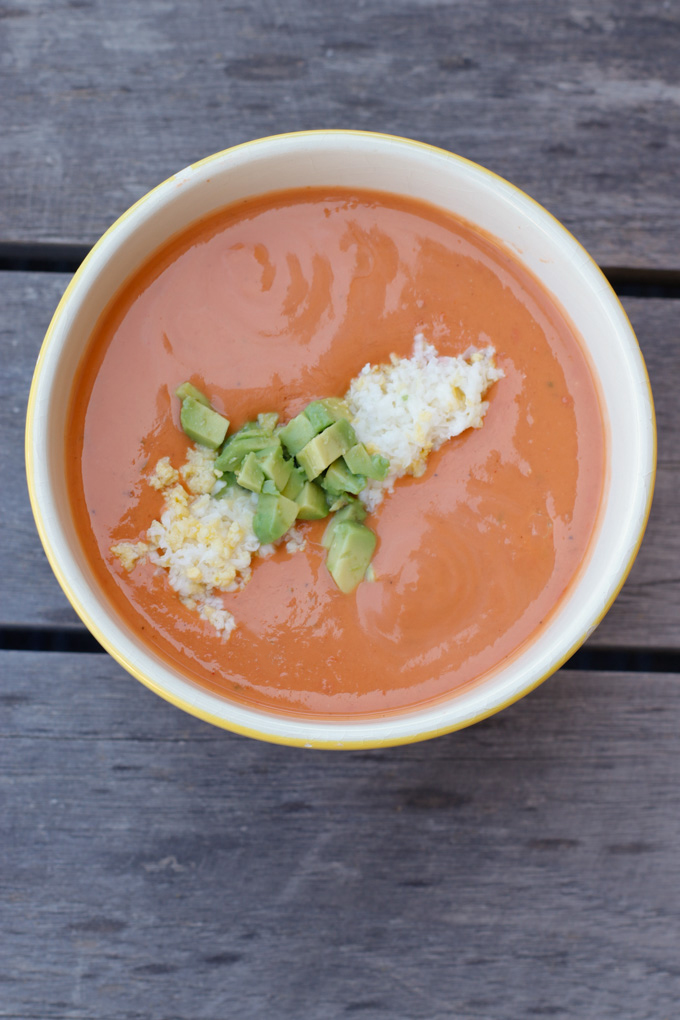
[3,271,678,646]
[0,272,81,628]
[590,297,679,649]
[1,0,679,266]
[2,651,679,1019]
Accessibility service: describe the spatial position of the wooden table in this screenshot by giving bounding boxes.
[2,3,679,1017]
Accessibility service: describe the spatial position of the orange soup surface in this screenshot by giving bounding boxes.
[68,188,604,718]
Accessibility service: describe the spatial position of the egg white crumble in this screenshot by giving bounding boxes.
[345,334,503,511]
[112,447,267,637]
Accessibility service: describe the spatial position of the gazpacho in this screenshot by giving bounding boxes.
[66,187,605,717]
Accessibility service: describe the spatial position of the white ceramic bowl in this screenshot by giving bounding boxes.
[26,131,656,748]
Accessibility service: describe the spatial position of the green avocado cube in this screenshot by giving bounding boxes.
[257,411,279,432]
[278,413,317,457]
[295,481,329,520]
[175,382,212,407]
[303,401,336,433]
[367,453,390,481]
[256,442,293,492]
[180,396,230,450]
[237,420,266,435]
[343,443,390,480]
[261,479,279,495]
[321,459,366,495]
[334,498,368,525]
[326,521,377,594]
[325,493,353,513]
[236,452,265,493]
[296,419,357,480]
[213,473,238,499]
[282,465,306,501]
[303,397,354,433]
[342,442,373,476]
[214,428,272,473]
[321,397,352,421]
[321,499,367,547]
[253,492,299,544]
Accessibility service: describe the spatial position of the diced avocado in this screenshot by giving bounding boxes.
[303,401,336,433]
[295,481,329,520]
[321,499,367,548]
[328,491,365,513]
[236,452,265,493]
[215,428,272,473]
[367,453,390,481]
[343,443,390,480]
[256,442,293,492]
[278,413,317,457]
[332,416,357,445]
[321,459,366,495]
[303,397,354,433]
[175,382,212,407]
[257,411,279,432]
[335,498,368,525]
[261,479,279,495]
[321,397,352,421]
[282,465,306,501]
[213,472,238,497]
[237,420,266,435]
[180,396,230,450]
[296,419,357,480]
[253,492,299,544]
[319,474,340,496]
[342,442,373,476]
[326,521,377,594]
[326,493,349,513]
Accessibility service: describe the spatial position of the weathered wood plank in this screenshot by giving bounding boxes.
[0,272,81,628]
[2,271,678,645]
[590,297,679,648]
[2,652,679,1019]
[1,0,679,266]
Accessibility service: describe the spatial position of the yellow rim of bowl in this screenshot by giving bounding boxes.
[25,129,657,749]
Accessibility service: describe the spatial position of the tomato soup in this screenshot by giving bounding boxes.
[67,188,604,717]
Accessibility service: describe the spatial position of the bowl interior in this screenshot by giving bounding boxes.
[27,131,655,747]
